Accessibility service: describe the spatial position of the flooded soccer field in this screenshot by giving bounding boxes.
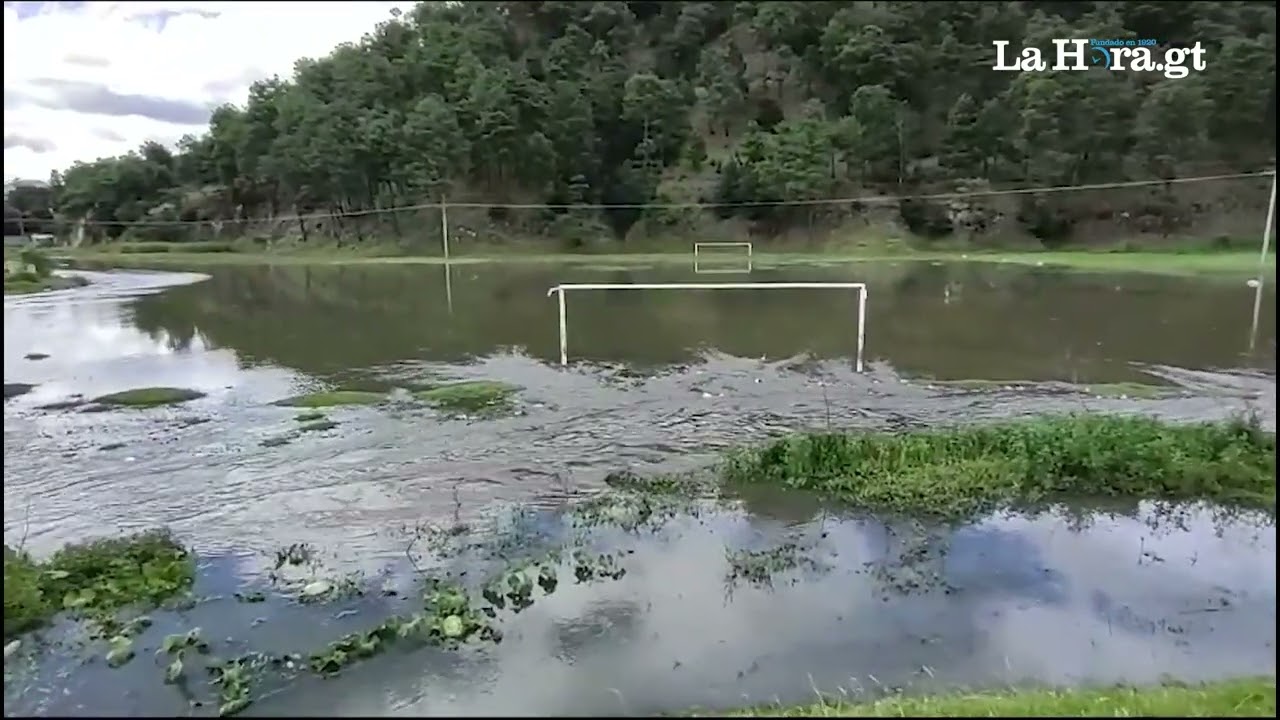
[3,259,1276,716]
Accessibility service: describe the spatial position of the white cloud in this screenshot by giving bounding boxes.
[3,1,404,182]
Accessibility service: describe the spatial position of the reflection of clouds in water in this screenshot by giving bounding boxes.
[4,299,182,363]
[947,525,1068,604]
[4,293,252,404]
[955,507,1276,687]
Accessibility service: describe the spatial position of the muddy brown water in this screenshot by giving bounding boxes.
[3,260,1277,716]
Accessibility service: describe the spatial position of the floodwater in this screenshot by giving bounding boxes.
[4,502,1276,716]
[3,259,1277,716]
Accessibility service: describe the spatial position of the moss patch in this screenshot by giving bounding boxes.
[721,414,1276,522]
[414,380,519,416]
[3,530,195,640]
[273,390,386,408]
[713,677,1276,717]
[90,387,206,408]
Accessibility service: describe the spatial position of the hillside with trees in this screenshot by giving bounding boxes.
[7,1,1278,251]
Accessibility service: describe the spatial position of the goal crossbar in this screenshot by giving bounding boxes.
[545,282,869,371]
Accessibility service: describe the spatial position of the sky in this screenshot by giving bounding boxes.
[3,1,404,183]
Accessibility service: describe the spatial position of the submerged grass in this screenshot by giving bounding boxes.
[3,530,195,639]
[90,387,206,408]
[929,379,1168,398]
[273,390,386,408]
[717,676,1276,717]
[413,380,519,416]
[722,414,1276,521]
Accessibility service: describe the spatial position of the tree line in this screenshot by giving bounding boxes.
[4,1,1276,248]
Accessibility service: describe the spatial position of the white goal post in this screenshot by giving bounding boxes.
[545,282,869,371]
[693,241,753,273]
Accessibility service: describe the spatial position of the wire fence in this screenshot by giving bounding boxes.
[23,170,1274,229]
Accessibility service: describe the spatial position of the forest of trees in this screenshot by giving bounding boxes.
[4,1,1277,249]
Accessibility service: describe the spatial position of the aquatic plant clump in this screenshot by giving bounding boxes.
[272,390,387,408]
[414,380,519,416]
[3,529,195,639]
[721,414,1276,521]
[90,387,207,408]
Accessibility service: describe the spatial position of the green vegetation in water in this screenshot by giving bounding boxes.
[722,414,1276,522]
[714,677,1276,717]
[158,545,628,715]
[3,529,195,640]
[293,411,327,422]
[602,469,713,497]
[4,247,89,294]
[90,387,207,408]
[413,380,520,416]
[726,542,826,589]
[928,379,1168,398]
[297,418,339,433]
[272,390,386,408]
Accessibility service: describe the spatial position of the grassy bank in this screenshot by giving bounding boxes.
[716,677,1277,717]
[54,242,1277,277]
[4,247,89,295]
[722,413,1277,522]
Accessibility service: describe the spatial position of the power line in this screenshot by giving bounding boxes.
[41,170,1278,228]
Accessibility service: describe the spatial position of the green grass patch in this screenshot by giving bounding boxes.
[115,241,237,255]
[414,380,519,415]
[273,390,387,408]
[721,414,1276,522]
[90,387,207,408]
[713,676,1276,717]
[53,244,1276,278]
[3,530,195,640]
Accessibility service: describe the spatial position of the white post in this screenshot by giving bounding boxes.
[1259,170,1276,267]
[443,262,454,315]
[440,197,450,262]
[1248,170,1276,352]
[557,288,568,366]
[855,287,868,373]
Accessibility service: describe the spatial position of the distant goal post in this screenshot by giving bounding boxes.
[693,241,753,273]
[545,282,869,372]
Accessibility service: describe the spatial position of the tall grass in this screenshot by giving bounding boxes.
[721,414,1276,520]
